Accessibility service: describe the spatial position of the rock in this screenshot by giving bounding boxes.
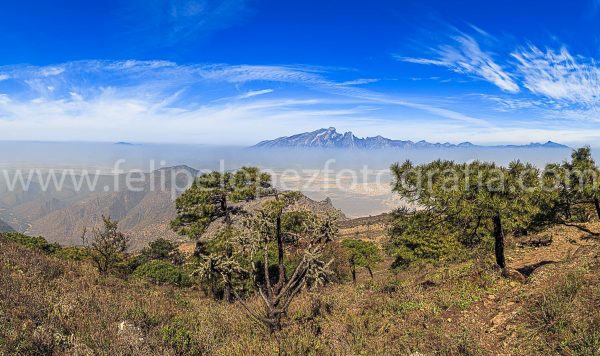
[117,321,144,343]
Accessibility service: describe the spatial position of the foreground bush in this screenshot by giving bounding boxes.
[1,232,61,254]
[133,260,192,287]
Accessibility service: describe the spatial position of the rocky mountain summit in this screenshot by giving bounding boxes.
[253,127,568,149]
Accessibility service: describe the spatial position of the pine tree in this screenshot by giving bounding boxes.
[341,239,381,283]
[541,147,600,226]
[390,159,543,269]
[171,167,273,301]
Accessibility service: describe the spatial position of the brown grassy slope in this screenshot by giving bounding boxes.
[451,223,600,355]
[1,224,598,355]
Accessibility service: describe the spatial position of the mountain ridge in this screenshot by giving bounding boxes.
[2,166,343,250]
[253,127,569,149]
[0,218,15,233]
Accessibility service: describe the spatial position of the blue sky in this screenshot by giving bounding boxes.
[0,0,599,145]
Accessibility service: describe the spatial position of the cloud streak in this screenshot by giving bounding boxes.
[511,46,600,107]
[0,56,598,145]
[398,32,520,93]
[399,28,600,130]
[0,60,498,143]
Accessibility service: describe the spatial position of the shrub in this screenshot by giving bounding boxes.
[141,238,184,265]
[161,319,200,355]
[341,239,381,283]
[1,232,61,254]
[53,246,92,261]
[133,260,191,287]
[81,216,130,274]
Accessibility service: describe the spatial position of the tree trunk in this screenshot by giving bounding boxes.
[367,266,374,279]
[275,212,285,293]
[210,276,218,300]
[351,266,356,284]
[223,281,232,302]
[222,195,233,303]
[492,212,506,269]
[267,312,282,333]
[594,198,600,220]
[193,240,203,257]
[222,195,230,225]
[224,244,233,302]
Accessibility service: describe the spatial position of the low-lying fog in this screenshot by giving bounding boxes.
[0,141,592,217]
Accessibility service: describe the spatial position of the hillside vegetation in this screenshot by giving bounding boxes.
[1,220,598,354]
[2,149,600,354]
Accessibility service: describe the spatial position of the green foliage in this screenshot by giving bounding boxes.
[53,246,92,261]
[542,146,600,223]
[171,167,274,301]
[227,191,339,331]
[1,232,93,262]
[161,318,199,355]
[171,167,274,239]
[389,159,546,268]
[82,215,130,274]
[141,238,184,265]
[133,260,192,287]
[1,220,598,355]
[342,238,381,282]
[341,239,381,270]
[388,208,463,267]
[1,232,61,254]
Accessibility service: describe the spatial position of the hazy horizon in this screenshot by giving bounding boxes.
[0,141,587,217]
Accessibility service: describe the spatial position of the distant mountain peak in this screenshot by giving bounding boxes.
[252,128,569,150]
[154,165,199,175]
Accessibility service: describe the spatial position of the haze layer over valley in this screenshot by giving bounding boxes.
[0,139,580,247]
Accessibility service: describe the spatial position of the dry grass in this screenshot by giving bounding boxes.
[1,229,598,355]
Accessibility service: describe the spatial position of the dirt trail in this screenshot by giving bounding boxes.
[454,223,600,354]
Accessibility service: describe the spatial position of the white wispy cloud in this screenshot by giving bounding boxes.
[236,89,274,99]
[398,28,600,132]
[0,74,9,81]
[3,59,597,144]
[398,32,520,93]
[336,78,379,86]
[511,46,600,107]
[0,60,496,142]
[197,64,326,84]
[39,66,65,77]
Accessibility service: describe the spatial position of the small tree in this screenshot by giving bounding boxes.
[141,238,184,265]
[540,147,600,229]
[341,239,381,284]
[171,167,273,301]
[390,160,543,270]
[171,167,273,238]
[82,216,130,274]
[195,192,338,332]
[566,147,600,220]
